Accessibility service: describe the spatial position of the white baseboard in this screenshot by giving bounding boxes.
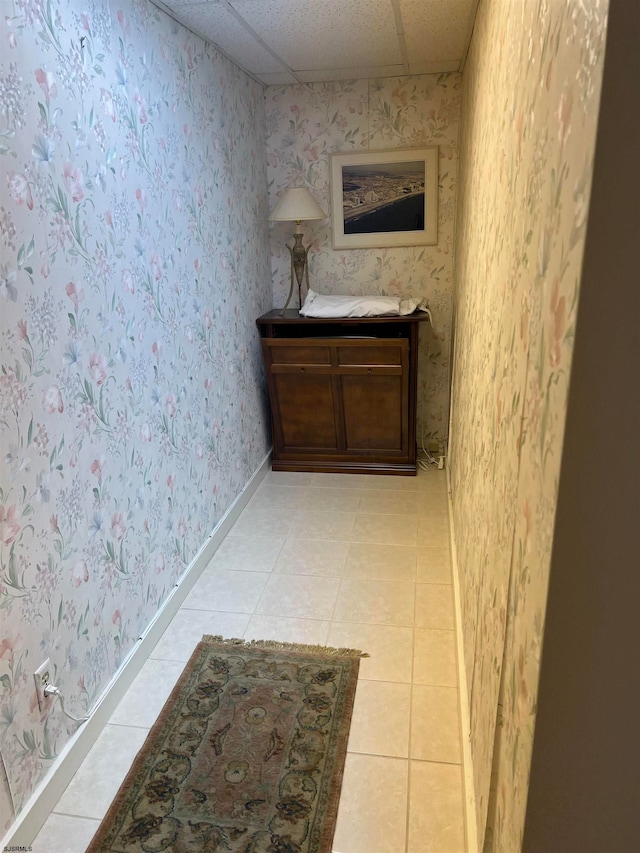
[447,465,479,853]
[1,452,271,850]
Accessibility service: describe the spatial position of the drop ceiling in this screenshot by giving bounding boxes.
[153,0,480,85]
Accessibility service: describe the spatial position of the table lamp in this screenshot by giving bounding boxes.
[269,186,326,311]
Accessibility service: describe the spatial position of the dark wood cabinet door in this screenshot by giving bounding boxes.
[337,338,408,454]
[341,373,405,451]
[272,372,339,450]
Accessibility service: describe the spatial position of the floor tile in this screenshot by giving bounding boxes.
[255,574,340,620]
[420,502,450,522]
[209,534,284,572]
[310,472,421,491]
[417,513,450,547]
[351,513,418,546]
[419,489,449,513]
[417,468,448,490]
[408,761,465,852]
[327,623,414,682]
[182,568,269,613]
[333,754,408,853]
[263,470,313,486]
[272,538,349,576]
[27,464,464,853]
[357,489,422,515]
[348,680,411,758]
[109,658,186,727]
[417,467,449,492]
[354,474,421,492]
[150,610,250,661]
[244,615,329,646]
[301,487,364,512]
[413,628,457,687]
[33,813,100,853]
[310,473,374,490]
[417,546,452,583]
[415,583,455,629]
[289,509,356,540]
[411,684,461,763]
[247,484,309,510]
[54,725,149,819]
[333,578,415,626]
[343,542,417,582]
[230,507,294,538]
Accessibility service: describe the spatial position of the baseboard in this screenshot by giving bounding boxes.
[1,452,271,850]
[447,465,479,853]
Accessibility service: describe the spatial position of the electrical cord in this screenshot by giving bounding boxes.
[418,425,445,470]
[418,448,439,469]
[43,684,90,723]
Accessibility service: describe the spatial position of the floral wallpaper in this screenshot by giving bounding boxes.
[0,0,272,831]
[264,75,461,443]
[449,0,608,849]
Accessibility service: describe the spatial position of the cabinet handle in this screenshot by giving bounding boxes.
[300,367,305,372]
[368,368,372,374]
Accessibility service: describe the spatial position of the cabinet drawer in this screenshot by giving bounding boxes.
[266,342,331,365]
[337,342,405,367]
[264,338,406,368]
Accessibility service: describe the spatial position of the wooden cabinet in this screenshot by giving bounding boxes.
[256,310,428,475]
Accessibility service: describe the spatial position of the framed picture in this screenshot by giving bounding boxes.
[329,147,438,249]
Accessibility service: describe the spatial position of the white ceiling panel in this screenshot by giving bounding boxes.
[295,65,407,84]
[157,1,288,73]
[154,0,480,85]
[400,0,477,64]
[233,0,402,70]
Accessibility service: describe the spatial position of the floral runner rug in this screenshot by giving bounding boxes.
[87,635,366,852]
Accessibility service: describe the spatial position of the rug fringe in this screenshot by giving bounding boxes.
[201,635,369,658]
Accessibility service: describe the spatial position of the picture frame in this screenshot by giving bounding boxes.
[329,147,438,249]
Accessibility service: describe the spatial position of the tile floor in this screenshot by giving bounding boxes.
[33,467,465,852]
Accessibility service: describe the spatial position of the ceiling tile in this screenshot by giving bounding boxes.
[295,65,407,84]
[400,0,475,63]
[165,1,287,73]
[231,0,402,70]
[156,0,477,84]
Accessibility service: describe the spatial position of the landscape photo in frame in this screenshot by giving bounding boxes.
[330,147,438,249]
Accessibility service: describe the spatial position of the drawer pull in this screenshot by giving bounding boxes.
[368,368,372,374]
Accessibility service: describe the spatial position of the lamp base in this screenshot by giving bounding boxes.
[280,233,310,313]
[279,272,296,315]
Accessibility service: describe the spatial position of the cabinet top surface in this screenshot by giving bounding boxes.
[256,309,429,326]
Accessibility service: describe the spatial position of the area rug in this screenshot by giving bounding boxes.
[87,636,366,852]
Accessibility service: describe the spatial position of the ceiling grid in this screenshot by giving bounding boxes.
[153,0,479,84]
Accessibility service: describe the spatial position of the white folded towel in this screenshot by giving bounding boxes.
[300,288,430,320]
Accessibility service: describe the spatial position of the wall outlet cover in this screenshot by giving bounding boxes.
[33,659,52,712]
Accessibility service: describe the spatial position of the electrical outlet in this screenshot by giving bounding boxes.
[34,659,52,711]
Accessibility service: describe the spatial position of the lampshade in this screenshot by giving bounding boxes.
[269,186,326,222]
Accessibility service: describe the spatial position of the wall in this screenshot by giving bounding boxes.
[522,2,640,845]
[449,0,607,849]
[264,75,461,442]
[0,0,271,831]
